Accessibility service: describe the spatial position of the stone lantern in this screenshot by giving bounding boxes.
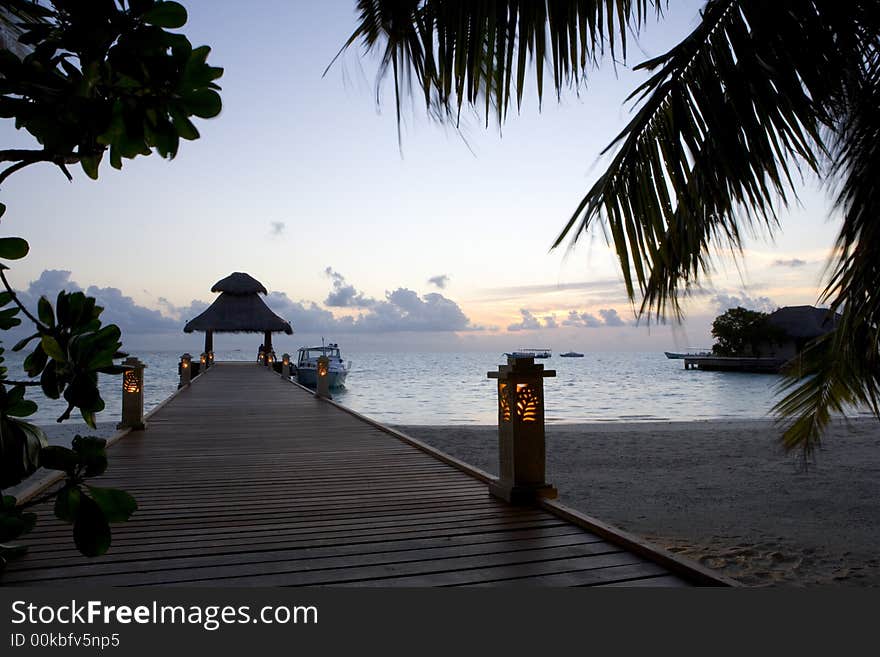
[487,356,557,504]
[179,353,192,388]
[117,357,146,430]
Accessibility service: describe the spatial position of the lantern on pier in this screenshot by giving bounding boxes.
[487,356,557,504]
[179,353,192,388]
[117,357,147,430]
[316,355,331,399]
[281,353,291,377]
[199,352,207,375]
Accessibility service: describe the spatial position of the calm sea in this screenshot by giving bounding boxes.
[2,350,819,427]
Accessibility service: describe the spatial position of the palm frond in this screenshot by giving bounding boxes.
[775,22,880,453]
[338,0,665,126]
[555,0,865,321]
[342,0,880,454]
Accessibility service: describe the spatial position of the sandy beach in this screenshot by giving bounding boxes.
[394,418,880,587]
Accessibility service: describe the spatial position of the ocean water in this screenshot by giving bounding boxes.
[1,349,819,427]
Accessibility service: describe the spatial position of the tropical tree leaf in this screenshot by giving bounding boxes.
[54,485,81,523]
[0,417,47,488]
[87,486,137,523]
[72,494,111,557]
[143,1,188,29]
[0,238,29,260]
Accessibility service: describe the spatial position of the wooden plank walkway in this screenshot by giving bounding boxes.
[3,363,726,586]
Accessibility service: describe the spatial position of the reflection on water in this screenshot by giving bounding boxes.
[4,350,826,427]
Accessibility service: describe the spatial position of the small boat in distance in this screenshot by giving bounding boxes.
[295,342,350,388]
[504,348,551,359]
[560,351,584,357]
[665,349,713,359]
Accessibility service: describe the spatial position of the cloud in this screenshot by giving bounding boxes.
[507,309,559,331]
[711,292,777,314]
[269,221,286,236]
[324,267,376,308]
[158,297,211,322]
[268,286,478,333]
[773,258,808,268]
[7,269,479,344]
[266,292,355,333]
[558,308,628,328]
[357,289,476,332]
[598,308,625,326]
[477,279,627,302]
[12,270,181,335]
[428,274,449,289]
[562,310,602,328]
[507,309,543,332]
[21,269,81,299]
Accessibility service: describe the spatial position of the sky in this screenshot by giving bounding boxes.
[0,0,844,354]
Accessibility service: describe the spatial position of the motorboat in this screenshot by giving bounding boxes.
[504,348,551,359]
[295,343,350,388]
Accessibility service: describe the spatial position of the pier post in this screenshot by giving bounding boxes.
[264,330,273,360]
[487,356,557,504]
[316,355,331,399]
[281,353,291,377]
[179,353,192,388]
[117,356,147,430]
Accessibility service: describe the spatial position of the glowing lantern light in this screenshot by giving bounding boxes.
[487,355,557,504]
[118,356,146,430]
[179,353,193,388]
[316,355,331,399]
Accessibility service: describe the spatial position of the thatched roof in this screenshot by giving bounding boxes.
[183,273,292,334]
[211,272,267,295]
[767,305,839,339]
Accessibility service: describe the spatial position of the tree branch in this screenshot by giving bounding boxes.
[0,269,45,329]
[0,150,81,187]
[0,149,79,163]
[0,160,35,187]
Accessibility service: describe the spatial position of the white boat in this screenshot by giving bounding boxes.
[504,348,551,359]
[295,343,350,388]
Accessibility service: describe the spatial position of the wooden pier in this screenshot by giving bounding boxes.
[684,356,785,373]
[4,362,731,586]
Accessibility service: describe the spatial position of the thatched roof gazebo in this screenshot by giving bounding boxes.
[184,272,292,354]
[766,305,839,340]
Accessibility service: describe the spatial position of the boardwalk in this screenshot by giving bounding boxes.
[4,363,726,586]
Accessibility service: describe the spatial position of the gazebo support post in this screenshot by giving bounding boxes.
[264,330,273,364]
[204,330,213,362]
